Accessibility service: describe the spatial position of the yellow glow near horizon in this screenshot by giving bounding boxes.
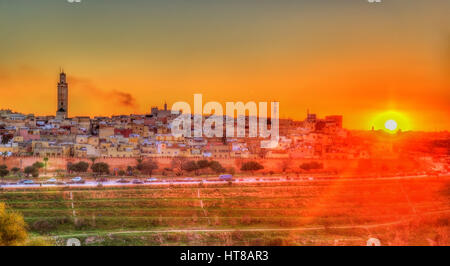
[371,111,411,133]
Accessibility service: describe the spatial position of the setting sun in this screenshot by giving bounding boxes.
[370,111,412,133]
[385,120,398,132]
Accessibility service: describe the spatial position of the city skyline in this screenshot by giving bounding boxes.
[0,68,447,133]
[0,0,449,131]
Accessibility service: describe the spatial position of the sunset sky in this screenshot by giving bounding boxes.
[0,0,448,131]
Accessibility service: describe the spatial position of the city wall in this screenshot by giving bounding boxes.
[1,156,424,175]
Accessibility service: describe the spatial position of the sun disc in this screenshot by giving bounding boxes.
[385,119,398,131]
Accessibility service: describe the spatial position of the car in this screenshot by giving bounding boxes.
[219,174,233,181]
[98,177,108,182]
[117,178,130,184]
[132,179,144,184]
[23,180,35,185]
[146,178,158,182]
[71,177,85,184]
[46,178,57,184]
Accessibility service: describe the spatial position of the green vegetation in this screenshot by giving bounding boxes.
[241,161,264,174]
[24,166,39,178]
[172,159,226,176]
[0,202,28,246]
[139,159,158,176]
[11,167,20,175]
[300,162,324,171]
[91,162,110,175]
[32,161,45,170]
[0,165,9,182]
[68,161,90,173]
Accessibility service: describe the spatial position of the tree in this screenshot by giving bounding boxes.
[68,162,90,173]
[171,157,187,175]
[66,162,75,173]
[0,165,9,183]
[299,163,311,171]
[135,158,144,171]
[182,160,199,175]
[126,166,134,176]
[75,162,90,173]
[0,203,28,246]
[240,161,264,175]
[300,162,323,171]
[140,159,158,176]
[197,160,210,169]
[209,161,225,174]
[76,161,90,173]
[11,167,20,175]
[89,157,98,164]
[32,162,45,170]
[91,162,110,176]
[43,157,49,174]
[24,166,39,178]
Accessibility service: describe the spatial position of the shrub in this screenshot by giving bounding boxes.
[182,161,199,173]
[32,161,45,169]
[31,220,56,233]
[0,203,28,245]
[91,162,110,175]
[67,161,90,173]
[140,159,158,176]
[209,161,225,174]
[300,162,323,171]
[24,166,39,178]
[241,161,264,173]
[0,165,9,180]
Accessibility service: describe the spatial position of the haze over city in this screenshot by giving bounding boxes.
[0,0,449,131]
[0,0,449,250]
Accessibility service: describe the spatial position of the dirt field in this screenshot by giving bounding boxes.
[1,176,448,246]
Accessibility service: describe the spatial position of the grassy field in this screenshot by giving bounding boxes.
[1,176,449,246]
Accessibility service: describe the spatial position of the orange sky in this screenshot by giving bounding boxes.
[0,0,448,131]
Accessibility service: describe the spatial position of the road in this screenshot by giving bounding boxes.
[1,173,447,190]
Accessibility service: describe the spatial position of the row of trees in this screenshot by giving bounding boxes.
[1,159,268,181]
[179,159,226,175]
[67,161,110,176]
[68,159,158,177]
[170,158,266,176]
[0,162,46,182]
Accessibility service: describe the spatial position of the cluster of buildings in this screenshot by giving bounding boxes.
[2,71,445,162]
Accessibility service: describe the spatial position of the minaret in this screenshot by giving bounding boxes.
[56,70,69,119]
